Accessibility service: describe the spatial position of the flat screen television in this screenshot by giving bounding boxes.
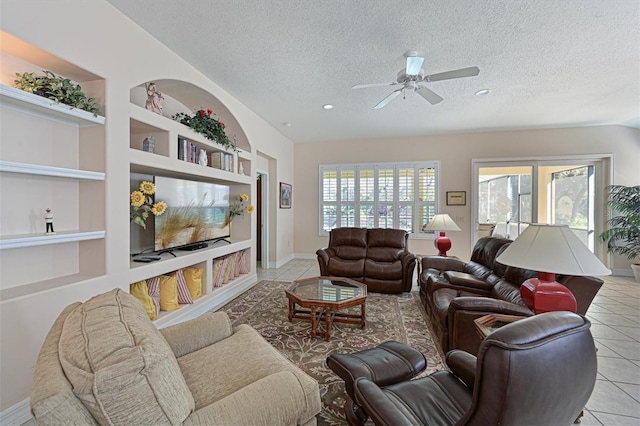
[154,176,230,251]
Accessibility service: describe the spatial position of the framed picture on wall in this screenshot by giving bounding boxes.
[280,182,292,209]
[446,191,466,206]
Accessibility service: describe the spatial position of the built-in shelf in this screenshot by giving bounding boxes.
[0,230,105,250]
[0,272,103,302]
[128,238,251,283]
[0,160,105,180]
[0,84,105,126]
[129,149,253,184]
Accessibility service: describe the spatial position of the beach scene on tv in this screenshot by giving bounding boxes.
[154,176,230,250]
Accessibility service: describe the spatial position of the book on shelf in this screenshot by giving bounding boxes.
[210,151,234,172]
[178,138,200,164]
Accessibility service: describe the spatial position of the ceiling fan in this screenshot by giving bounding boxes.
[352,51,480,109]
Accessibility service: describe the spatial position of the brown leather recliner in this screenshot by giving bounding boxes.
[419,237,604,355]
[352,311,597,426]
[316,228,416,293]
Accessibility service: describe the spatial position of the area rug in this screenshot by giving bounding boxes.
[220,280,446,425]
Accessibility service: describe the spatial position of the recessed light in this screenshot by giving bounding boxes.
[322,104,334,110]
[475,89,491,96]
[282,123,292,127]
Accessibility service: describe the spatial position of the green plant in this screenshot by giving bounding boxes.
[598,185,640,263]
[172,108,236,151]
[14,70,101,116]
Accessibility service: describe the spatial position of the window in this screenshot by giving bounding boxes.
[319,161,439,237]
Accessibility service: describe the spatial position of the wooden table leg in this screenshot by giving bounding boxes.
[360,303,366,329]
[310,306,317,339]
[287,299,294,321]
[325,309,332,341]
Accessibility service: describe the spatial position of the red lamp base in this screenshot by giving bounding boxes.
[434,232,452,257]
[520,272,577,314]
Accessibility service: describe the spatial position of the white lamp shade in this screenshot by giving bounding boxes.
[496,224,611,276]
[423,214,461,232]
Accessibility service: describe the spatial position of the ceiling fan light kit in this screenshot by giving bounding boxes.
[353,51,480,109]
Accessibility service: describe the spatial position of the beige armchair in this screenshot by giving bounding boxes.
[30,289,321,425]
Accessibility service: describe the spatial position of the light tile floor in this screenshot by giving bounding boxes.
[257,259,640,425]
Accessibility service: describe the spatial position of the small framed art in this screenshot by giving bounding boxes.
[280,182,292,209]
[446,191,466,206]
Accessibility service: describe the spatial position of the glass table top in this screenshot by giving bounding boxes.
[290,277,366,302]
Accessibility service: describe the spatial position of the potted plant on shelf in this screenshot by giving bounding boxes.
[13,70,101,116]
[172,108,237,152]
[598,185,640,282]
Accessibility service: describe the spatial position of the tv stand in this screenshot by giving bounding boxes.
[178,242,209,251]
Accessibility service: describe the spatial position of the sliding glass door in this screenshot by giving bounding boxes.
[472,156,610,261]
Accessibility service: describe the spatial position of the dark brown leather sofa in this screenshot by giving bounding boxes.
[317,228,416,293]
[419,236,604,355]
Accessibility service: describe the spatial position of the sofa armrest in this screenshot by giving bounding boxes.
[449,297,533,316]
[183,371,321,426]
[429,276,491,297]
[446,350,477,390]
[160,311,233,358]
[447,297,533,355]
[421,255,466,273]
[316,247,335,275]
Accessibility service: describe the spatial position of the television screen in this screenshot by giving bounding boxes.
[154,176,230,251]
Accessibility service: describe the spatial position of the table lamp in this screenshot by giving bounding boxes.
[423,214,461,256]
[496,224,611,314]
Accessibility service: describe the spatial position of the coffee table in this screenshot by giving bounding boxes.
[285,276,367,341]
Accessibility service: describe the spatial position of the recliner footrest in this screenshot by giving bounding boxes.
[326,340,426,400]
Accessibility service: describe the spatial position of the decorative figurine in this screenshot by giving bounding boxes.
[145,82,163,115]
[238,161,244,175]
[45,208,55,235]
[142,135,155,153]
[198,148,208,166]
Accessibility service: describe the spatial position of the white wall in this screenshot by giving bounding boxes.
[0,0,295,411]
[294,125,640,269]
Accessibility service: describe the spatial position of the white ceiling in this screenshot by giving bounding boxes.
[106,0,640,144]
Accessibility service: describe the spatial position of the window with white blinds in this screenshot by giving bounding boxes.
[319,161,439,237]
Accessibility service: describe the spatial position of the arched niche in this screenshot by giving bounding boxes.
[129,79,251,153]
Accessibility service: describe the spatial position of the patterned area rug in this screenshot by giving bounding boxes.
[220,280,446,425]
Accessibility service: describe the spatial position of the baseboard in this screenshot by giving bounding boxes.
[611,268,633,277]
[294,253,317,260]
[0,398,31,426]
[270,253,295,269]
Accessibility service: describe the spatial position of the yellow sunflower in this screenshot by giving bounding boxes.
[140,181,156,195]
[246,205,255,213]
[239,193,249,202]
[151,201,167,216]
[130,191,145,207]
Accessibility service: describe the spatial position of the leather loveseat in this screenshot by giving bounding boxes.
[316,227,416,293]
[30,289,321,425]
[419,236,604,355]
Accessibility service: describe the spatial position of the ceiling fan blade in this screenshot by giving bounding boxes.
[374,89,402,109]
[425,66,480,82]
[352,82,399,89]
[416,86,444,105]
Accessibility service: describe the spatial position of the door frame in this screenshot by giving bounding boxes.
[257,169,270,269]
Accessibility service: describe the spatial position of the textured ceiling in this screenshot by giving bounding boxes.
[106,0,640,143]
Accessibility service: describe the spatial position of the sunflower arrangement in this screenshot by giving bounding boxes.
[130,181,167,229]
[227,193,254,224]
